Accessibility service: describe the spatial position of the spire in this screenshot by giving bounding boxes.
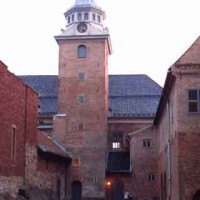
[74,0,97,7]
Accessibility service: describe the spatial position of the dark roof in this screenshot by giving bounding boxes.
[37,131,72,159]
[106,151,130,173]
[19,76,58,115]
[109,75,161,117]
[19,75,162,117]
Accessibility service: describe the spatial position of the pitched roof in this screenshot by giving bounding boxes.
[109,75,162,117]
[19,76,58,115]
[19,75,162,117]
[106,151,130,173]
[175,36,200,65]
[37,131,72,159]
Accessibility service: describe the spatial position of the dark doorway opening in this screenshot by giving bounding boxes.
[112,179,124,200]
[57,179,61,199]
[71,180,82,200]
[192,190,200,200]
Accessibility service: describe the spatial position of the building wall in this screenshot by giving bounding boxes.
[155,65,200,200]
[35,153,68,199]
[130,126,159,200]
[156,78,180,200]
[57,39,110,199]
[0,61,38,197]
[175,66,200,199]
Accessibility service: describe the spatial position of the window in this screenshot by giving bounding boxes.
[188,89,200,113]
[68,16,71,24]
[148,173,155,181]
[71,121,84,131]
[78,95,85,105]
[112,142,120,149]
[78,122,84,131]
[11,126,16,161]
[143,139,151,148]
[73,157,80,167]
[78,13,82,21]
[112,131,123,149]
[72,14,74,21]
[97,15,101,23]
[84,13,89,20]
[79,72,86,80]
[92,13,96,21]
[78,45,86,58]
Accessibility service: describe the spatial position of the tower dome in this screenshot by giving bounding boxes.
[74,0,97,7]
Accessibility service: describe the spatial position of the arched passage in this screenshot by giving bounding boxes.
[71,181,82,200]
[192,190,200,200]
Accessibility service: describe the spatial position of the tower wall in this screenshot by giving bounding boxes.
[57,39,109,199]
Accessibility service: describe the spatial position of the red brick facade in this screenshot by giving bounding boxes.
[129,37,200,200]
[56,39,110,199]
[0,60,38,197]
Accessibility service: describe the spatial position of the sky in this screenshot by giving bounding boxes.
[0,0,200,86]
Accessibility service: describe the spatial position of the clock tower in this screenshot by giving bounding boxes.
[55,0,112,199]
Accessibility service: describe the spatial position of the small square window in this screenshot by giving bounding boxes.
[79,72,85,80]
[78,95,85,105]
[188,90,198,100]
[143,139,151,148]
[148,173,155,181]
[188,102,198,112]
[188,89,200,113]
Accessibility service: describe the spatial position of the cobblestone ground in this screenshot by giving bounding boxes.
[0,188,59,200]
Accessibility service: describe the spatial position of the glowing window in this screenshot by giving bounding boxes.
[112,142,120,149]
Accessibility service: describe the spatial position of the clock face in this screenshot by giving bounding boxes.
[77,22,88,33]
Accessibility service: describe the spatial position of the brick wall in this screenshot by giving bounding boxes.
[175,65,200,199]
[0,61,38,197]
[57,39,109,199]
[130,125,159,200]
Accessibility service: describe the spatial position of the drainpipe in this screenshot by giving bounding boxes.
[166,98,171,200]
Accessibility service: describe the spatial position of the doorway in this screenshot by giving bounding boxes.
[71,181,82,200]
[192,190,200,200]
[112,179,124,200]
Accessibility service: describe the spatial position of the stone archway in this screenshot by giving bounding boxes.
[71,180,82,200]
[192,190,200,200]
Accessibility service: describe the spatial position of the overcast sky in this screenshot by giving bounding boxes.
[0,0,200,86]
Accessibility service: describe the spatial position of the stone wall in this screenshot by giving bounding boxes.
[0,176,23,198]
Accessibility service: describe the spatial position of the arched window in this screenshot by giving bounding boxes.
[97,15,101,23]
[92,13,96,21]
[72,14,74,22]
[84,13,89,20]
[68,16,71,24]
[78,13,82,21]
[78,45,86,58]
